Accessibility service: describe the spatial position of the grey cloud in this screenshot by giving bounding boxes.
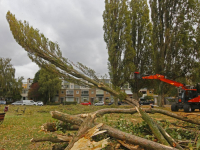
[0,0,108,80]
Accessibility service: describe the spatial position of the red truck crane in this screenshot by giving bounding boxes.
[142,74,200,112]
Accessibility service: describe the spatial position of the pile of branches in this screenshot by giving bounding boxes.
[31,104,200,150]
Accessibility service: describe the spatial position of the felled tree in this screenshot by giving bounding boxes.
[6,11,184,149]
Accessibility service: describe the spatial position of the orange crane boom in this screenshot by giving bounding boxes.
[142,74,188,90]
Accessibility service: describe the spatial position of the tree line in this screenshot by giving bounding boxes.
[0,58,61,103]
[103,0,200,105]
[28,68,61,104]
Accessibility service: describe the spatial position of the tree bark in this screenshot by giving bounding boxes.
[31,135,72,143]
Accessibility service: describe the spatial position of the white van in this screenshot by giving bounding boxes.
[22,100,37,105]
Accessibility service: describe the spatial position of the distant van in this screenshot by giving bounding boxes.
[0,100,6,105]
[22,100,37,105]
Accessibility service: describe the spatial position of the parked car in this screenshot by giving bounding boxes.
[0,100,6,105]
[139,98,154,105]
[80,102,91,106]
[94,101,104,106]
[22,100,37,105]
[36,101,44,106]
[108,102,121,105]
[11,101,23,105]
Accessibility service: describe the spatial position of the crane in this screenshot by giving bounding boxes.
[142,74,200,112]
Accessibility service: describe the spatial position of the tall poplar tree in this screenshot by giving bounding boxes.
[149,0,200,105]
[150,0,199,79]
[103,0,135,90]
[128,0,153,96]
[130,0,152,74]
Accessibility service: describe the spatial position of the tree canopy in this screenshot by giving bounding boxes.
[38,68,62,104]
[0,57,23,100]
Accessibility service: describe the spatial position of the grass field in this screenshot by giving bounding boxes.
[0,104,199,150]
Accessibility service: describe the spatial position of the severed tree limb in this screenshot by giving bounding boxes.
[101,124,178,150]
[138,107,171,146]
[31,135,72,143]
[156,123,183,150]
[123,98,171,146]
[145,108,200,125]
[51,111,83,125]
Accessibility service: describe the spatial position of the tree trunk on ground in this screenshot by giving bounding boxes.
[48,110,179,150]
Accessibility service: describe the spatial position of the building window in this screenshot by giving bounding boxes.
[71,85,74,89]
[81,90,89,94]
[62,91,64,94]
[66,90,73,95]
[91,91,94,94]
[74,85,80,89]
[76,91,79,94]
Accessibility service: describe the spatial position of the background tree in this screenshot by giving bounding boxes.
[0,57,23,101]
[103,0,135,103]
[128,0,153,98]
[33,69,40,83]
[28,82,40,101]
[28,70,41,101]
[11,77,23,100]
[149,0,200,106]
[38,68,62,104]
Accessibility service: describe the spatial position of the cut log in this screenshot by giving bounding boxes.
[30,135,72,143]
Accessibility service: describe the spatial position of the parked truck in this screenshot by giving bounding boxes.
[142,74,200,112]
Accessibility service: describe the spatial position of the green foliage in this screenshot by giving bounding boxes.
[118,92,127,101]
[0,57,24,100]
[38,68,62,104]
[114,118,154,139]
[166,128,196,141]
[144,96,154,100]
[149,0,200,96]
[103,0,135,90]
[33,70,40,83]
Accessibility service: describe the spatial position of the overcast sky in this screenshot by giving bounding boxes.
[0,0,108,82]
